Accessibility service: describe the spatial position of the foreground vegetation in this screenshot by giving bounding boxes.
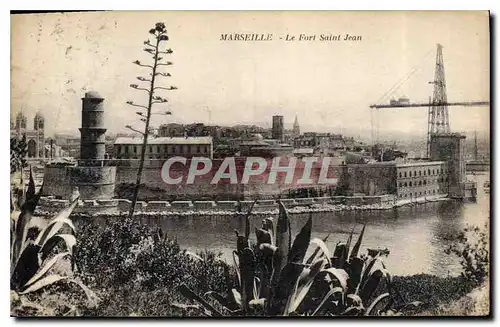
[10,148,489,317]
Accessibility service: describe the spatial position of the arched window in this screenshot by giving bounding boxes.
[404,182,408,187]
[404,172,407,178]
[418,181,422,186]
[409,181,412,187]
[399,172,402,178]
[419,171,422,176]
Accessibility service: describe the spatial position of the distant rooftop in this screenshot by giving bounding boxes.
[114,136,213,145]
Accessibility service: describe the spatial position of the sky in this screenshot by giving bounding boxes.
[11,11,490,142]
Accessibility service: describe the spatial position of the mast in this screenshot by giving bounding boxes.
[474,130,478,161]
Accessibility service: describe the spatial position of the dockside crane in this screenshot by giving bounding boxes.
[370,44,490,157]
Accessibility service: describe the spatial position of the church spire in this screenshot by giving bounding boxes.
[293,115,300,137]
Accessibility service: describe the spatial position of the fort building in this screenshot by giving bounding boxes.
[113,136,213,160]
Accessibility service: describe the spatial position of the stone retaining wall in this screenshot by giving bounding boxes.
[35,194,397,215]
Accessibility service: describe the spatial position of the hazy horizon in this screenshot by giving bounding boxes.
[11,11,490,142]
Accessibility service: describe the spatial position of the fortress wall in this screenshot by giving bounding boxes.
[35,194,397,216]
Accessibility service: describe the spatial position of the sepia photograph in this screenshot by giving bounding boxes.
[9,10,491,317]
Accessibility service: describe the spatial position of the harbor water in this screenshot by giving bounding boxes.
[137,173,490,277]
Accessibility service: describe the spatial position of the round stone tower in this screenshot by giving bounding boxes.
[68,91,116,200]
[80,91,106,161]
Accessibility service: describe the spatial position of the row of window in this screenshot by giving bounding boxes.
[117,144,210,155]
[398,177,448,188]
[398,168,444,178]
[399,189,440,198]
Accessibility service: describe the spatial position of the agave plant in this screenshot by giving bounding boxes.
[10,167,94,300]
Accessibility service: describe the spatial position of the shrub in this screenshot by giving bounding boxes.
[445,223,489,288]
[74,218,235,316]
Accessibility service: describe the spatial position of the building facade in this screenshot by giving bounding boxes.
[114,136,213,160]
[395,161,448,200]
[429,133,466,197]
[10,111,45,159]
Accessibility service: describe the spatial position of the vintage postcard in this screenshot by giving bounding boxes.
[10,11,490,317]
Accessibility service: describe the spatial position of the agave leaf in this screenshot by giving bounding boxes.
[359,269,384,304]
[232,251,241,289]
[11,207,35,272]
[268,261,294,315]
[23,167,43,214]
[244,202,255,240]
[365,292,392,316]
[235,231,248,253]
[25,167,35,205]
[321,267,349,292]
[23,252,71,290]
[346,294,363,307]
[41,234,76,262]
[345,225,355,255]
[341,305,365,316]
[311,286,341,316]
[349,223,366,260]
[231,288,242,306]
[356,255,382,294]
[275,202,291,274]
[249,298,266,311]
[238,247,255,312]
[347,256,365,293]
[10,242,41,290]
[253,276,260,300]
[284,258,327,315]
[288,214,312,264]
[176,284,223,317]
[17,169,26,209]
[332,243,347,268]
[35,198,78,247]
[19,274,68,295]
[255,228,272,246]
[306,236,332,265]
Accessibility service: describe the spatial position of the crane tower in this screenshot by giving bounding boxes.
[428,44,450,142]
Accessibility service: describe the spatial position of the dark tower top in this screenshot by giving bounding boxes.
[272,115,284,142]
[79,91,107,161]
